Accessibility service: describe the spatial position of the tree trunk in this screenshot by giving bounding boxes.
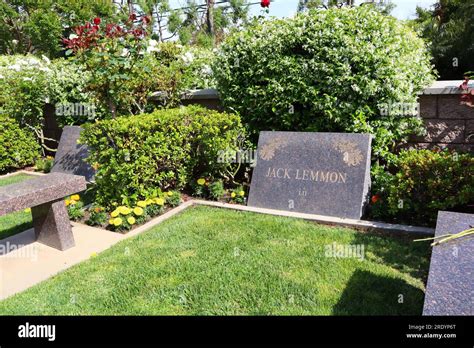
[206,0,215,37]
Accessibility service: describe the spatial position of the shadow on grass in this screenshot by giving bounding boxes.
[0,221,33,241]
[332,269,425,315]
[350,232,432,282]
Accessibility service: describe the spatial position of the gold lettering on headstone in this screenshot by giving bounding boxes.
[265,167,347,184]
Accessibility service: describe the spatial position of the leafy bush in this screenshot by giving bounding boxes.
[208,180,225,201]
[63,15,152,118]
[0,55,93,134]
[65,194,85,221]
[0,115,40,173]
[81,106,244,207]
[370,149,474,226]
[86,205,108,227]
[35,156,54,173]
[213,7,435,159]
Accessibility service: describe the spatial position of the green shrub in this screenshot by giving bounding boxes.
[213,7,435,159]
[209,180,225,201]
[34,156,54,173]
[81,106,245,207]
[86,205,108,227]
[370,149,474,226]
[0,115,40,173]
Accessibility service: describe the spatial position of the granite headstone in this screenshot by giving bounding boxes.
[248,131,372,219]
[423,211,474,316]
[51,126,95,182]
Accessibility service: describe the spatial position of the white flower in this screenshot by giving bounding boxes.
[146,45,160,53]
[12,39,18,45]
[22,77,33,81]
[69,33,78,40]
[28,58,40,66]
[8,64,21,72]
[201,65,212,75]
[41,55,51,64]
[148,39,158,47]
[181,51,194,66]
[0,74,4,79]
[120,48,129,57]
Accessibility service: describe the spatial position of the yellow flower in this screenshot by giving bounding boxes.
[127,217,136,225]
[71,194,80,201]
[111,210,120,218]
[231,192,236,198]
[145,199,154,206]
[166,191,174,196]
[239,191,245,197]
[154,198,165,206]
[108,219,115,225]
[118,206,131,215]
[197,178,206,186]
[137,201,147,208]
[69,200,76,205]
[90,252,97,258]
[24,208,31,213]
[65,199,71,206]
[113,218,123,226]
[133,207,144,216]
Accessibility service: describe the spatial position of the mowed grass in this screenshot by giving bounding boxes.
[0,173,35,240]
[0,206,431,315]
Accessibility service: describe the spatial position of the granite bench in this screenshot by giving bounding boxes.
[0,126,93,251]
[0,173,86,250]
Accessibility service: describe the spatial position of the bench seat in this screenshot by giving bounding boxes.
[0,172,87,250]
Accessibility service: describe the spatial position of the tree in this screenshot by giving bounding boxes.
[174,0,250,47]
[297,0,394,14]
[0,0,117,57]
[414,0,474,79]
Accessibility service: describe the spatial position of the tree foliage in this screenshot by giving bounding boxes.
[0,0,117,57]
[414,0,474,79]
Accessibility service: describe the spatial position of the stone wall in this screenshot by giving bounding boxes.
[410,81,474,152]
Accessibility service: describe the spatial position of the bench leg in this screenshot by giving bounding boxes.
[31,199,75,251]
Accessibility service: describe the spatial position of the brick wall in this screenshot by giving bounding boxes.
[411,94,474,152]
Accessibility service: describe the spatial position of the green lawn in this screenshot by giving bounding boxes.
[0,206,431,315]
[0,173,35,240]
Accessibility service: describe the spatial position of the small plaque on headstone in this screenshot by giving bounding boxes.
[248,131,372,219]
[423,211,474,316]
[51,126,95,182]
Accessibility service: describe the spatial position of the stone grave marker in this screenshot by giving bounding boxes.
[248,131,372,219]
[51,126,95,182]
[423,211,474,316]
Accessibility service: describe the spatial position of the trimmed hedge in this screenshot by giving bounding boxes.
[0,115,40,173]
[81,106,244,207]
[370,149,474,226]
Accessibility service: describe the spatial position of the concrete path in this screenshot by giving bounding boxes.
[0,223,122,300]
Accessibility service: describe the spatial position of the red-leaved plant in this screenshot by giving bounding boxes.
[459,72,474,108]
[63,14,151,117]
